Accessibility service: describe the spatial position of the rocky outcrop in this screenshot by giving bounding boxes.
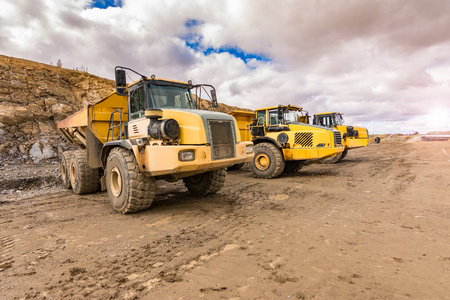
[0,55,116,164]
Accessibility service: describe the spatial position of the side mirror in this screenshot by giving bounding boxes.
[115,69,127,96]
[211,89,218,108]
[277,105,284,124]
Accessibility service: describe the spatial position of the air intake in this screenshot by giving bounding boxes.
[333,130,342,146]
[295,132,314,147]
[208,120,236,160]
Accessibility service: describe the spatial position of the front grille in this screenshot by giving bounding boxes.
[295,132,314,147]
[333,130,342,146]
[208,120,236,160]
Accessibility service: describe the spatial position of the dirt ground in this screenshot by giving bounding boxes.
[1,140,449,299]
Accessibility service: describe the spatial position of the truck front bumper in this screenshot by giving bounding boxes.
[283,146,344,161]
[134,141,254,178]
[343,138,370,149]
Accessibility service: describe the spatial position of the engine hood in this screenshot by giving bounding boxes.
[161,109,237,144]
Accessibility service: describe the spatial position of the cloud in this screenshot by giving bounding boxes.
[1,0,449,133]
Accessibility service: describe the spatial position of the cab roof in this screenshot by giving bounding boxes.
[316,112,342,116]
[129,77,190,87]
[256,104,303,111]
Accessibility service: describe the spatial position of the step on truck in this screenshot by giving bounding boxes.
[230,105,344,178]
[58,67,254,213]
[312,112,370,162]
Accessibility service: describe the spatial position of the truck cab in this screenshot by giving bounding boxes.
[312,112,370,161]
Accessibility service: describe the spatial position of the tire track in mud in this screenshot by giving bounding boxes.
[40,180,291,299]
[337,144,417,197]
[0,236,14,272]
[39,192,252,298]
[0,192,112,227]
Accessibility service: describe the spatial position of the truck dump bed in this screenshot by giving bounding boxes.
[58,93,129,148]
[229,110,254,142]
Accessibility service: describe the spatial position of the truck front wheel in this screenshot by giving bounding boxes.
[183,169,226,196]
[250,142,285,179]
[106,148,156,214]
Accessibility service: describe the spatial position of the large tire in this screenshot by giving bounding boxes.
[250,142,285,179]
[283,161,303,173]
[69,150,99,195]
[60,151,73,189]
[106,148,156,214]
[183,168,226,196]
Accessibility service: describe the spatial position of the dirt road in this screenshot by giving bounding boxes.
[1,140,449,299]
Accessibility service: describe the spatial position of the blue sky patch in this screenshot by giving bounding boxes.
[88,0,122,9]
[185,19,204,28]
[182,19,270,64]
[185,39,271,64]
[206,46,271,63]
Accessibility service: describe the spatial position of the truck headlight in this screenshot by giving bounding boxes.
[149,118,180,140]
[277,133,288,145]
[179,150,195,161]
[246,145,254,154]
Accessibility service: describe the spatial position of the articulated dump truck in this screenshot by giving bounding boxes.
[312,112,370,162]
[230,105,344,179]
[58,67,254,213]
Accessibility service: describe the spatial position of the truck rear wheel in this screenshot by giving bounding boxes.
[250,142,285,179]
[69,150,99,195]
[283,161,303,173]
[106,148,156,214]
[61,151,73,189]
[183,168,226,196]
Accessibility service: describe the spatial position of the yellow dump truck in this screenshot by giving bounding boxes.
[230,105,344,178]
[58,67,254,213]
[312,112,370,162]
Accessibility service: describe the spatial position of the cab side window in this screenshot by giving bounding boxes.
[268,110,279,125]
[256,110,266,126]
[129,86,145,120]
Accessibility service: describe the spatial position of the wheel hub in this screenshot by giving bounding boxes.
[70,163,76,183]
[255,153,270,170]
[61,163,66,180]
[110,166,123,197]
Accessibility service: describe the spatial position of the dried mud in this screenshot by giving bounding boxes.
[1,141,449,299]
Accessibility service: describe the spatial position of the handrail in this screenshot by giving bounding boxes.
[106,109,123,142]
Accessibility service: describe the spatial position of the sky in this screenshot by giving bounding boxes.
[1,0,449,134]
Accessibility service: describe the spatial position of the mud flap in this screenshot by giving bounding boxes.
[86,128,103,168]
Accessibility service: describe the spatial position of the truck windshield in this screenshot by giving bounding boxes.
[335,113,345,125]
[149,84,195,109]
[317,115,334,127]
[283,109,303,124]
[266,109,305,125]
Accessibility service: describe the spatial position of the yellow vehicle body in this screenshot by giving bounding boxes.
[229,110,254,142]
[230,105,344,178]
[58,69,254,213]
[251,107,344,160]
[313,112,370,161]
[335,124,370,149]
